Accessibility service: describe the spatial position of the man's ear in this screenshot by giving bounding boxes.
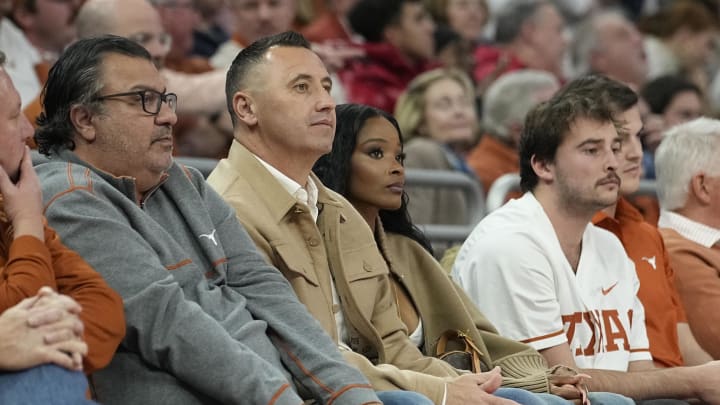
[69,104,97,143]
[690,172,711,205]
[531,154,554,183]
[232,91,258,126]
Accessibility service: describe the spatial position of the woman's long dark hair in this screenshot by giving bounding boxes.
[314,104,434,255]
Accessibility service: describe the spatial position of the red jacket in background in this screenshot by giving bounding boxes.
[301,12,352,44]
[473,45,527,86]
[339,42,437,113]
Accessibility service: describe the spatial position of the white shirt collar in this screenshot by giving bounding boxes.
[253,154,319,222]
[658,210,720,248]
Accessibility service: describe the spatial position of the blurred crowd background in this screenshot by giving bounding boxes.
[2,0,719,226]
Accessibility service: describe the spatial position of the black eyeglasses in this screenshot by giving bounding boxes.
[95,89,178,115]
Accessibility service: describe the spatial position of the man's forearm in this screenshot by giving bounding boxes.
[583,367,696,400]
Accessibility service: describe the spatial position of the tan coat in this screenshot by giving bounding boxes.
[208,141,459,404]
[379,228,552,392]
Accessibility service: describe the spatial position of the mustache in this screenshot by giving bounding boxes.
[596,172,621,186]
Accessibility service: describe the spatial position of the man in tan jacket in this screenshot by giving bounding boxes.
[207,30,588,405]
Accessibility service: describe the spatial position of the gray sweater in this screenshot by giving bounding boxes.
[36,149,378,405]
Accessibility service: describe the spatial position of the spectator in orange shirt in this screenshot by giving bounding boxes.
[0,50,125,375]
[656,117,720,360]
[583,75,712,368]
[466,69,558,195]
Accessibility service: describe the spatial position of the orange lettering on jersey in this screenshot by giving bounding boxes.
[563,309,633,357]
[602,309,630,352]
[582,311,599,356]
[562,312,584,356]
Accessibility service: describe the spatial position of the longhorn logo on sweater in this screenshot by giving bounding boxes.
[199,229,218,246]
[640,256,657,270]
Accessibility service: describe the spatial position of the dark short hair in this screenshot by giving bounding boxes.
[559,75,638,147]
[562,74,638,124]
[313,103,433,254]
[348,0,422,43]
[641,75,702,115]
[225,31,311,126]
[519,76,616,192]
[35,35,152,155]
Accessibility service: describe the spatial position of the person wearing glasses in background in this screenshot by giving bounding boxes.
[75,0,233,158]
[32,35,384,405]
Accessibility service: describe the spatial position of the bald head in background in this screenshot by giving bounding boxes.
[76,0,170,68]
[75,0,230,122]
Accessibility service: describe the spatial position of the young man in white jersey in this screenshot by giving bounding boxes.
[452,75,720,403]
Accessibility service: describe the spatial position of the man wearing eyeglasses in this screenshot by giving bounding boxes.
[33,35,383,405]
[74,0,232,158]
[76,0,225,117]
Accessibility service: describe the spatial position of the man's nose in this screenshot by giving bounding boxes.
[155,100,178,126]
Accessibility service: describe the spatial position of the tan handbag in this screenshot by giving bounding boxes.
[435,330,485,373]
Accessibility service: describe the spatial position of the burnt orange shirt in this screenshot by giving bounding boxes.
[593,198,686,367]
[660,228,720,359]
[628,195,660,226]
[466,134,518,195]
[0,221,125,373]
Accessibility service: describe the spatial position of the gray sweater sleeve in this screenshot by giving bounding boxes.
[43,180,305,405]
[198,174,379,405]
